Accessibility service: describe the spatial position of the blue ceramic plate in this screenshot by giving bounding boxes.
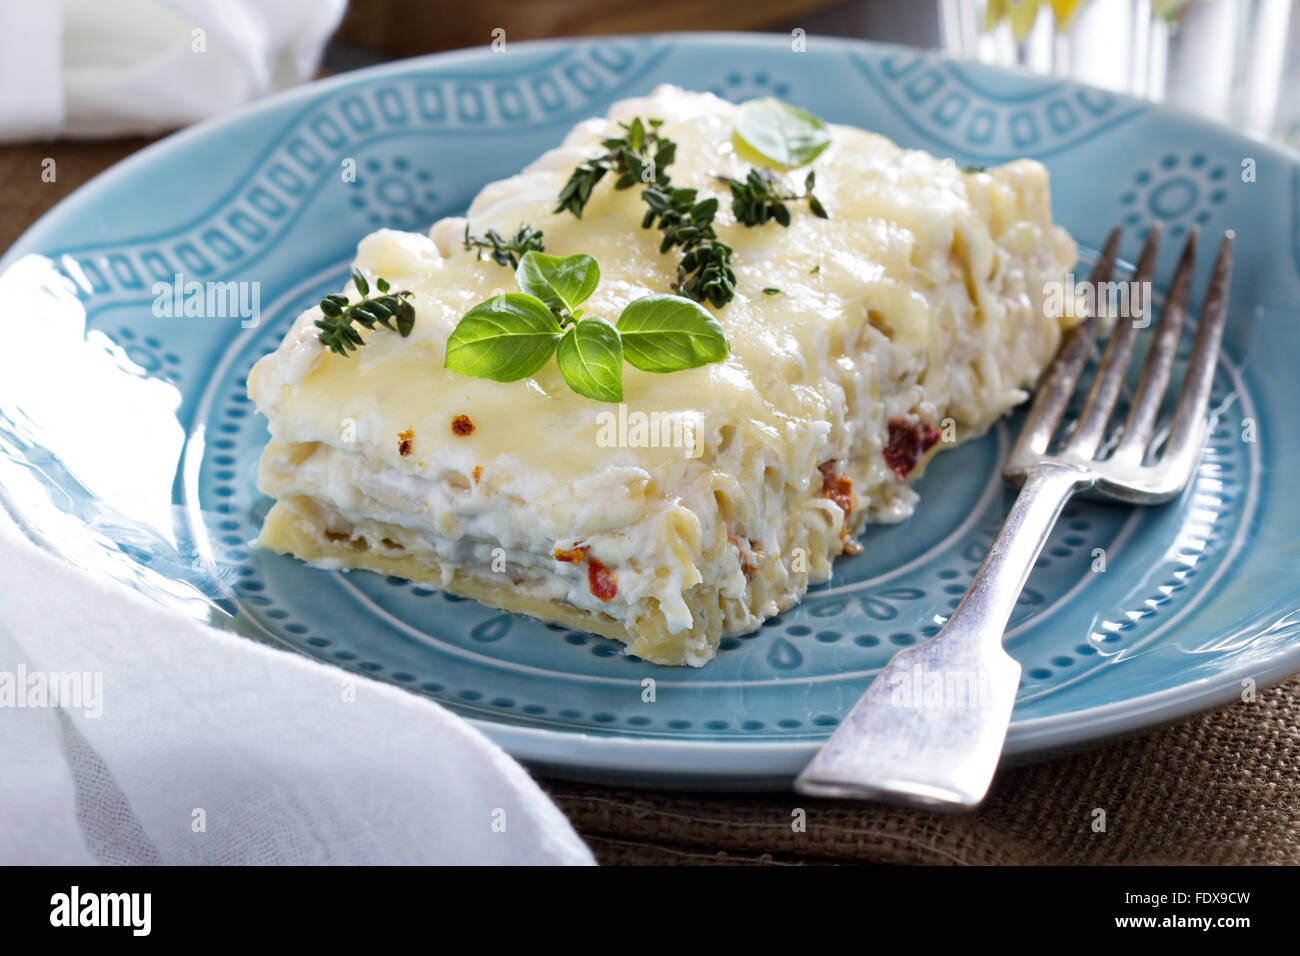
[2,34,1298,788]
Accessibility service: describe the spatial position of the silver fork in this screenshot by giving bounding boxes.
[795,225,1234,808]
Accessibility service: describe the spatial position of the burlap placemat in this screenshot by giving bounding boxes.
[543,676,1300,865]
[4,138,1297,866]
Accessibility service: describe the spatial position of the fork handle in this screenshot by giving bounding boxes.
[946,465,1093,649]
[794,465,1092,807]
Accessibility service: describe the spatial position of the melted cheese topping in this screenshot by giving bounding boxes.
[249,85,1077,666]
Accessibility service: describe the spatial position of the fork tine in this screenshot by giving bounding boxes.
[1005,227,1122,475]
[1113,228,1199,463]
[1063,224,1162,458]
[1161,231,1234,469]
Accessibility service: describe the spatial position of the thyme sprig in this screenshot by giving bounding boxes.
[555,117,737,308]
[463,223,545,268]
[720,168,829,227]
[640,186,737,308]
[315,267,415,356]
[554,117,675,218]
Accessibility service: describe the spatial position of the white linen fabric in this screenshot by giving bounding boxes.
[0,510,595,865]
[0,0,347,141]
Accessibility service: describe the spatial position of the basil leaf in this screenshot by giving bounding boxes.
[734,98,831,168]
[616,294,728,373]
[555,318,624,402]
[445,293,563,382]
[515,251,601,314]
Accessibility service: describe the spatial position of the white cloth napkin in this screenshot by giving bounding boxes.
[0,509,594,865]
[0,0,347,141]
[0,0,594,866]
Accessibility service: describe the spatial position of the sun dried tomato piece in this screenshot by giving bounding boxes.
[883,418,941,480]
[818,460,854,517]
[553,545,588,564]
[587,558,618,601]
[818,461,863,555]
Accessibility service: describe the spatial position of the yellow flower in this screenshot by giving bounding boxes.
[1048,0,1090,31]
[984,0,1009,32]
[1006,0,1042,41]
[985,0,1095,37]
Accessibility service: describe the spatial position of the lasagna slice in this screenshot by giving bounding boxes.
[248,85,1077,667]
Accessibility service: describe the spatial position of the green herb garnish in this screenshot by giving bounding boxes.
[463,223,545,268]
[720,168,829,227]
[640,185,736,308]
[675,236,736,309]
[555,318,625,403]
[554,117,675,219]
[315,267,415,356]
[762,288,782,296]
[515,251,600,317]
[734,98,831,168]
[555,117,737,309]
[445,251,727,401]
[614,293,729,373]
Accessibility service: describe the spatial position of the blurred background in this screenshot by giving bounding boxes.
[0,1,1295,149]
[330,0,1300,149]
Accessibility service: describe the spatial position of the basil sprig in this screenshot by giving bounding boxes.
[444,294,562,381]
[445,251,728,402]
[515,251,600,315]
[616,294,729,372]
[556,318,625,402]
[734,98,831,168]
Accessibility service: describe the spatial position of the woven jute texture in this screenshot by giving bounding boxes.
[5,138,1297,867]
[543,676,1300,865]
